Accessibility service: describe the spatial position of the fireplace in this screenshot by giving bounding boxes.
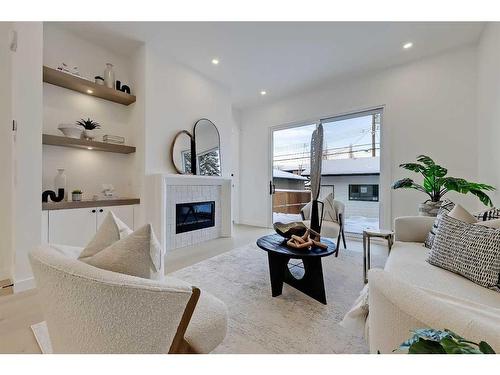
[176,201,216,234]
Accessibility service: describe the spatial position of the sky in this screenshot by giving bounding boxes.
[273,114,380,170]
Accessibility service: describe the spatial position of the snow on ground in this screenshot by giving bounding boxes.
[272,212,378,234]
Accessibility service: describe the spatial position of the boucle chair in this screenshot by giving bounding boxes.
[29,245,227,354]
[301,193,346,254]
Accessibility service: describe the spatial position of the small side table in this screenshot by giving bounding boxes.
[362,229,394,284]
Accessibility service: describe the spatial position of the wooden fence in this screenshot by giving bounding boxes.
[272,189,311,214]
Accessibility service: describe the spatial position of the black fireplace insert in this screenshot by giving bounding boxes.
[176,201,215,234]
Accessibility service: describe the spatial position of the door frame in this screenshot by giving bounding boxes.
[268,105,390,231]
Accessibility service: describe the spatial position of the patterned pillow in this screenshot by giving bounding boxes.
[427,214,500,291]
[475,207,500,221]
[424,200,455,249]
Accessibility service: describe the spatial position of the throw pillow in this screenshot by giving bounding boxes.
[427,214,500,291]
[424,199,455,249]
[78,211,133,260]
[475,218,500,229]
[448,203,478,224]
[474,207,500,221]
[80,224,165,280]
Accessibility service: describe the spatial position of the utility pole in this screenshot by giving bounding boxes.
[371,114,376,157]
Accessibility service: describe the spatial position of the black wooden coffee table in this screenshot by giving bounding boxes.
[256,234,337,305]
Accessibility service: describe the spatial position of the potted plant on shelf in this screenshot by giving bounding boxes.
[76,118,101,140]
[392,155,495,216]
[72,189,83,202]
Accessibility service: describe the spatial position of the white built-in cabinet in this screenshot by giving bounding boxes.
[44,205,136,247]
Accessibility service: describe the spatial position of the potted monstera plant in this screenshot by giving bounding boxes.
[392,155,495,216]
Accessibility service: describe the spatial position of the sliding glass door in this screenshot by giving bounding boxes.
[319,109,382,234]
[270,108,382,234]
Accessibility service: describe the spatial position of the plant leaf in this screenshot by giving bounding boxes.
[479,341,496,354]
[392,178,415,189]
[440,337,483,354]
[416,155,435,167]
[399,163,427,174]
[408,338,446,354]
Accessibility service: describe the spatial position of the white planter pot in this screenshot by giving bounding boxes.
[83,129,96,140]
[418,201,442,217]
[72,193,82,201]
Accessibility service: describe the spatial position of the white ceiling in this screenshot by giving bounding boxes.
[52,22,485,109]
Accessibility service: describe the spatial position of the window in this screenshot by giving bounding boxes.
[349,184,379,202]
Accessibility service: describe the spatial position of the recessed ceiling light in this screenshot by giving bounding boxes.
[211,58,219,65]
[87,147,93,150]
[86,89,93,94]
[403,42,413,49]
[260,90,267,96]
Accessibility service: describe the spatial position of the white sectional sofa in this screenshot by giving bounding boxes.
[368,216,500,353]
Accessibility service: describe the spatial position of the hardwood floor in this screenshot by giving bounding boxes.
[0,289,42,353]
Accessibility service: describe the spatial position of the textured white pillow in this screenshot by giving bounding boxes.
[80,224,165,280]
[448,203,478,224]
[475,218,500,229]
[78,211,133,260]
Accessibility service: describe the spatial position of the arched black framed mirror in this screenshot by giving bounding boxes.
[193,118,222,176]
[171,130,195,174]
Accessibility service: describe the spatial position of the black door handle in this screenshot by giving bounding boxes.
[269,181,276,195]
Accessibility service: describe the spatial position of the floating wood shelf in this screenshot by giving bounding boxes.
[43,198,140,211]
[43,134,136,154]
[43,66,136,106]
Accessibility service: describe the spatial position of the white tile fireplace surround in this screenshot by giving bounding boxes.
[145,174,232,251]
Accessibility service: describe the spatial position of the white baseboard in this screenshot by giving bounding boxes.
[13,277,35,293]
[238,220,270,228]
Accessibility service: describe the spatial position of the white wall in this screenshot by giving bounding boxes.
[43,24,139,199]
[321,175,380,219]
[144,46,238,179]
[239,46,480,228]
[477,23,500,206]
[142,46,240,223]
[12,22,43,285]
[0,22,14,281]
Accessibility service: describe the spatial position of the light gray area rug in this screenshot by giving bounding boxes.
[172,243,385,354]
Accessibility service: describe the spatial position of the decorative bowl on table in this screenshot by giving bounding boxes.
[273,221,308,239]
[58,124,83,139]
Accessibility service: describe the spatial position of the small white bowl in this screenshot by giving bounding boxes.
[58,124,82,139]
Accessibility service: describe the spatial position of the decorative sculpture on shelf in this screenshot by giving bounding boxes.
[309,123,324,236]
[42,188,65,203]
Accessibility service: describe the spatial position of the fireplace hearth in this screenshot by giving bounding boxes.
[176,201,216,234]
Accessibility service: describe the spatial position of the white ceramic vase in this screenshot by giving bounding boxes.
[54,169,67,201]
[103,63,115,89]
[418,200,442,217]
[83,129,96,140]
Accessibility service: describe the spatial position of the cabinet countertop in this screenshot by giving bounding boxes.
[42,198,140,211]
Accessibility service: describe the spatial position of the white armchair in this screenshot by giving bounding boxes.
[301,193,346,255]
[29,245,227,354]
